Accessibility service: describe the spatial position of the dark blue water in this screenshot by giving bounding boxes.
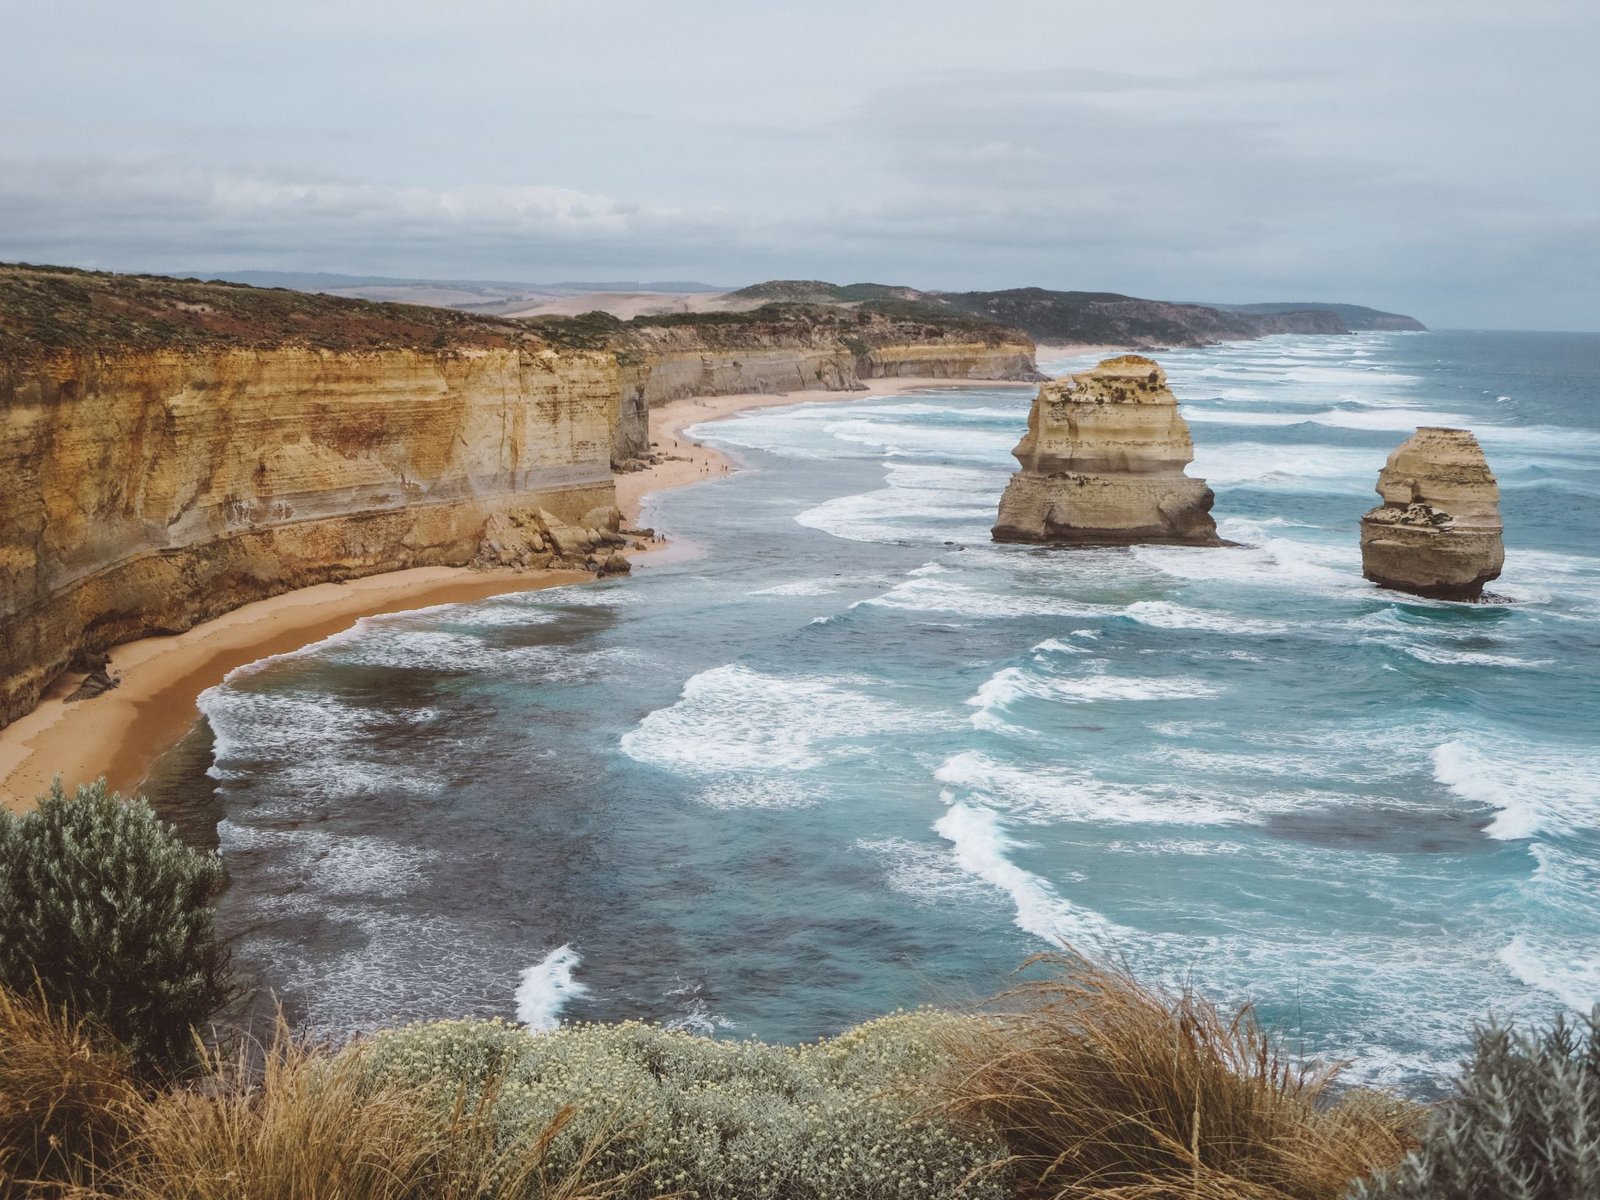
[156,330,1600,1090]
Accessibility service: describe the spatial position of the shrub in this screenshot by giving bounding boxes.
[362,1009,1009,1200]
[1350,1007,1600,1200]
[116,1017,620,1200]
[938,952,1420,1200]
[0,983,140,1198]
[0,779,231,1078]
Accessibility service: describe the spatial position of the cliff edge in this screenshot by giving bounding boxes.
[992,355,1219,546]
[0,264,628,729]
[530,304,1042,464]
[1359,427,1504,600]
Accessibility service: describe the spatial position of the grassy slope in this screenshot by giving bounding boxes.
[0,262,548,368]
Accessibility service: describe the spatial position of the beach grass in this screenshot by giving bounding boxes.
[937,952,1424,1199]
[0,953,1427,1200]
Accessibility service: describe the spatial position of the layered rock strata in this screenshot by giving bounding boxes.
[992,355,1219,545]
[0,343,624,729]
[606,312,1041,462]
[1359,427,1504,599]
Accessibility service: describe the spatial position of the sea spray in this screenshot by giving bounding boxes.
[516,945,589,1031]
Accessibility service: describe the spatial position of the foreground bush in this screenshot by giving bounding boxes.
[0,983,620,1200]
[1352,1007,1600,1200]
[0,950,1434,1200]
[362,1010,1010,1199]
[0,984,139,1198]
[0,779,230,1077]
[118,1025,619,1200]
[940,952,1421,1200]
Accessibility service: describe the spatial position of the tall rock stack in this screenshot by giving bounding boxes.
[991,355,1219,545]
[1360,427,1504,599]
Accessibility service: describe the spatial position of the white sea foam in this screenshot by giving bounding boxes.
[1134,529,1357,593]
[199,686,452,798]
[1191,442,1378,491]
[866,577,1117,620]
[621,664,952,778]
[1432,739,1600,840]
[933,801,1128,945]
[1031,636,1091,656]
[516,945,589,1030]
[748,579,840,597]
[966,664,1219,722]
[856,837,997,906]
[1499,936,1600,1012]
[820,417,1015,462]
[795,462,998,544]
[1121,600,1290,635]
[1184,406,1466,431]
[1398,644,1553,668]
[935,751,1249,826]
[218,824,439,897]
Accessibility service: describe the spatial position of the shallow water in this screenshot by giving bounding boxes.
[148,330,1600,1090]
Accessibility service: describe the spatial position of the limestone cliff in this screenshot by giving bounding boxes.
[530,306,1041,463]
[992,355,1219,546]
[1360,427,1504,599]
[0,265,627,729]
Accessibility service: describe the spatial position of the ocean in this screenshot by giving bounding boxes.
[145,329,1600,1091]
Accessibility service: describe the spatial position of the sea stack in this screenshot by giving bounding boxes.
[1359,427,1504,600]
[991,355,1219,545]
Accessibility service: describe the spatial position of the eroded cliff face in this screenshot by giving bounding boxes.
[1360,427,1504,599]
[992,355,1219,546]
[608,314,1039,461]
[0,344,621,727]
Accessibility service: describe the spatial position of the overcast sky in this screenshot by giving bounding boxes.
[3,1,1595,328]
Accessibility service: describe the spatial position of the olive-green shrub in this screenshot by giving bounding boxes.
[0,779,230,1077]
[1351,1007,1600,1199]
[361,1010,1008,1200]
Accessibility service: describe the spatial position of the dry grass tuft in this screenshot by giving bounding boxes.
[0,985,630,1200]
[116,1017,630,1200]
[937,951,1422,1200]
[0,984,140,1198]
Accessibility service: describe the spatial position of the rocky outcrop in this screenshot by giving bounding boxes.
[478,504,632,577]
[0,264,632,729]
[992,355,1219,546]
[1360,427,1504,599]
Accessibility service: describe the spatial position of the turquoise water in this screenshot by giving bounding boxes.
[164,330,1600,1091]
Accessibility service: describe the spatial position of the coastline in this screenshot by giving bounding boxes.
[615,375,1035,523]
[0,374,1031,813]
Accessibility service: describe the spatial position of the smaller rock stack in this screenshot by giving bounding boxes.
[992,355,1219,546]
[1360,427,1504,600]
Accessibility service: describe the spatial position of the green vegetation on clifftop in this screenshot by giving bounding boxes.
[0,262,547,367]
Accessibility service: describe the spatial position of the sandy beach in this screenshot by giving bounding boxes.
[0,375,1030,812]
[615,376,1033,523]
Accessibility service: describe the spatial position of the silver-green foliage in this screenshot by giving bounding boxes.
[0,778,229,1076]
[361,1010,1008,1200]
[1351,1008,1600,1199]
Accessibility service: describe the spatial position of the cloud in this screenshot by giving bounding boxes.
[0,1,1596,326]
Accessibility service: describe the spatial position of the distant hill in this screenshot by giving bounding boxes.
[1199,301,1426,332]
[728,280,923,304]
[150,270,1424,345]
[184,270,727,295]
[727,282,1417,347]
[919,288,1349,346]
